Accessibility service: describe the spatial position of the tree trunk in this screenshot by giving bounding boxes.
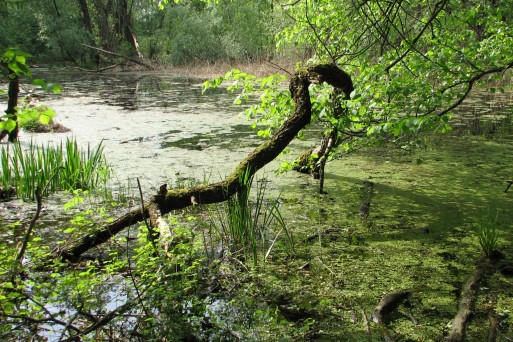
[92,0,115,52]
[0,70,20,142]
[78,0,94,34]
[57,64,353,262]
[294,85,349,192]
[115,0,142,58]
[77,0,100,64]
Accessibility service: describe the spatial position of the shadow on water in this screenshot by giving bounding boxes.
[160,124,261,150]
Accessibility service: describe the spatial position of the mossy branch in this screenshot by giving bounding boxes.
[57,65,352,262]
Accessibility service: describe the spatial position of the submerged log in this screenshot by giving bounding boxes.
[58,64,352,262]
[372,290,412,324]
[446,260,489,342]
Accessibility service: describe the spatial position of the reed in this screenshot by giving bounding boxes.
[205,168,294,267]
[0,138,110,201]
[473,211,500,259]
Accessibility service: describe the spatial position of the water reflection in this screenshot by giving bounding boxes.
[32,70,240,113]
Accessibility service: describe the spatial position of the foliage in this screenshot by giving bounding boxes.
[0,195,210,340]
[204,70,291,138]
[473,211,501,258]
[0,138,110,201]
[1,47,60,135]
[203,0,513,171]
[131,216,208,339]
[138,0,276,64]
[15,96,56,131]
[0,0,279,66]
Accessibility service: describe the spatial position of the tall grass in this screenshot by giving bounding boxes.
[0,138,110,201]
[473,211,501,258]
[204,168,294,267]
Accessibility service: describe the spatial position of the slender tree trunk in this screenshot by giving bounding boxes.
[294,86,349,188]
[115,0,142,57]
[78,0,101,64]
[78,0,94,34]
[0,70,20,142]
[93,0,115,51]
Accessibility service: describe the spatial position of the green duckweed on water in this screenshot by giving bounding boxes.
[1,123,512,341]
[211,130,513,341]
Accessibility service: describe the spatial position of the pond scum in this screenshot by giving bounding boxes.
[0,124,513,340]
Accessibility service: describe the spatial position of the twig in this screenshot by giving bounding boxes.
[136,178,150,230]
[504,180,513,193]
[305,0,336,63]
[265,228,282,261]
[126,181,152,319]
[16,165,62,263]
[316,257,335,275]
[385,0,449,72]
[62,300,137,341]
[58,304,84,341]
[15,189,43,263]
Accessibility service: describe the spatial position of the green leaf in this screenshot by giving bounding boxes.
[1,119,17,132]
[46,83,60,93]
[39,114,51,125]
[32,79,47,88]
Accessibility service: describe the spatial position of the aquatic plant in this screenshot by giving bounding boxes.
[473,211,500,258]
[206,168,294,267]
[0,138,110,201]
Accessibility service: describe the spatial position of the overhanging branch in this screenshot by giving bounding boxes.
[57,64,353,262]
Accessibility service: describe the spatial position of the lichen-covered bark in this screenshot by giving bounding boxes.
[58,65,352,262]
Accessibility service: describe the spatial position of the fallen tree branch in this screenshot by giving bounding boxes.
[372,289,412,324]
[446,260,490,342]
[62,300,137,341]
[57,64,353,262]
[82,44,153,70]
[72,62,127,73]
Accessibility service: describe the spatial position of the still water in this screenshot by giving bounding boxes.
[23,70,264,189]
[20,70,513,187]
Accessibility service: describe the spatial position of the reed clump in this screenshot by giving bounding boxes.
[473,211,501,259]
[203,168,294,267]
[0,138,110,201]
